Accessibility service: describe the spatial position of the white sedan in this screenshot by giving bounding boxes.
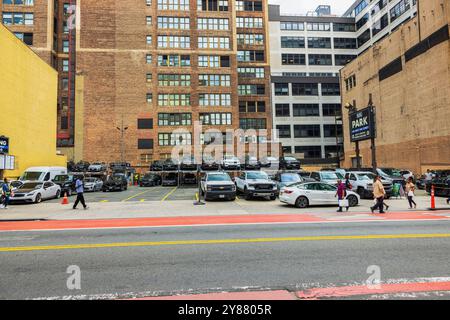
[9,181,61,204]
[279,182,360,208]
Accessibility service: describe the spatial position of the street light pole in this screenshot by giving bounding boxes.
[116,115,128,163]
[344,100,361,170]
[194,137,215,206]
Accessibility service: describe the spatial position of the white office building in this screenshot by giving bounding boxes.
[269,4,357,165]
[344,0,418,53]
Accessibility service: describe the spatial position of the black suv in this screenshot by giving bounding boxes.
[150,160,164,171]
[73,161,90,172]
[279,156,301,170]
[52,174,84,196]
[103,174,128,192]
[140,173,162,187]
[180,156,198,171]
[163,159,179,171]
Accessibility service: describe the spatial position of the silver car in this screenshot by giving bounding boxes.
[10,181,61,204]
[84,177,103,192]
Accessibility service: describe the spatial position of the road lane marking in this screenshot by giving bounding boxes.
[161,187,177,202]
[121,188,156,202]
[1,233,450,252]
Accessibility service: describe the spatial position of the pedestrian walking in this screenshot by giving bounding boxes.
[73,176,88,210]
[405,177,417,209]
[370,175,386,214]
[335,179,349,212]
[1,178,12,209]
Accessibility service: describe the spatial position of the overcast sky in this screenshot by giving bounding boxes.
[269,0,355,16]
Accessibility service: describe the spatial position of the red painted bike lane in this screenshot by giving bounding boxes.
[0,210,448,232]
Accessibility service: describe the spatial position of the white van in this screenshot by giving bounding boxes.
[20,167,67,182]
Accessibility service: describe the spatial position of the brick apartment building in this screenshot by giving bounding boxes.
[2,0,274,170]
[340,0,450,173]
[74,0,273,168]
[0,0,77,150]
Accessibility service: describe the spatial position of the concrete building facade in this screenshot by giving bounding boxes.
[340,0,450,173]
[268,4,356,166]
[344,0,418,54]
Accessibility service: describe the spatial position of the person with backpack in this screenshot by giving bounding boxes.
[1,178,12,209]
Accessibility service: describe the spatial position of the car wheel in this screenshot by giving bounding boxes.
[270,195,277,201]
[357,187,365,198]
[244,188,252,200]
[55,190,61,199]
[229,196,236,201]
[347,195,358,207]
[35,193,42,204]
[295,196,309,208]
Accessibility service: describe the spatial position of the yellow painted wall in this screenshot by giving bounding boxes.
[0,23,66,179]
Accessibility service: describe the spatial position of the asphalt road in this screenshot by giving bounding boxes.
[1,219,450,299]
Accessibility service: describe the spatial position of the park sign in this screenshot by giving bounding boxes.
[349,107,376,142]
[0,136,9,154]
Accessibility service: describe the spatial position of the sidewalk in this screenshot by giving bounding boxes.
[0,196,449,222]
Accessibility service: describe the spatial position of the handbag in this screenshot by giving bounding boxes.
[339,199,349,207]
[408,190,414,197]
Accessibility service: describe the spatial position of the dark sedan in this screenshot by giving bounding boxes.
[140,173,162,187]
[150,160,164,171]
[162,172,178,186]
[163,159,179,171]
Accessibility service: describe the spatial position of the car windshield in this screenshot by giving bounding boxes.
[113,176,123,181]
[285,157,296,161]
[53,175,68,182]
[381,168,403,177]
[335,172,344,179]
[21,172,43,181]
[20,183,42,189]
[321,172,339,180]
[281,174,301,182]
[208,174,231,182]
[357,174,372,181]
[247,172,268,180]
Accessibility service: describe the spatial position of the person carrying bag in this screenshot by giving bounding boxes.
[405,177,417,209]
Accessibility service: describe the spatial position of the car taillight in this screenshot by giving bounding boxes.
[282,190,293,194]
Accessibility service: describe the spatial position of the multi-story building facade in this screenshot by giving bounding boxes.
[72,0,272,168]
[269,4,356,165]
[340,0,450,173]
[1,0,77,152]
[344,0,418,54]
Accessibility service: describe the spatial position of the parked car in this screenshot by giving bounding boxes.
[427,172,450,197]
[150,160,164,171]
[376,168,406,186]
[182,173,197,185]
[20,166,67,182]
[400,170,414,180]
[102,174,128,192]
[163,158,179,171]
[140,173,162,187]
[201,156,220,171]
[260,156,280,169]
[346,171,393,199]
[73,161,90,172]
[234,171,278,200]
[279,182,360,209]
[221,155,241,170]
[273,172,303,191]
[201,172,236,201]
[279,156,301,170]
[243,156,261,170]
[10,181,61,204]
[180,156,198,171]
[309,171,341,185]
[52,173,84,196]
[162,172,178,186]
[88,162,107,172]
[84,177,104,192]
[416,175,427,190]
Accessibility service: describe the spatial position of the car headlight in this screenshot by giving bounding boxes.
[207,186,212,191]
[26,192,35,196]
[248,184,255,189]
[232,185,236,191]
[272,184,277,190]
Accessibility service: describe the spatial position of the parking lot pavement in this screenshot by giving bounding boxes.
[45,185,198,203]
